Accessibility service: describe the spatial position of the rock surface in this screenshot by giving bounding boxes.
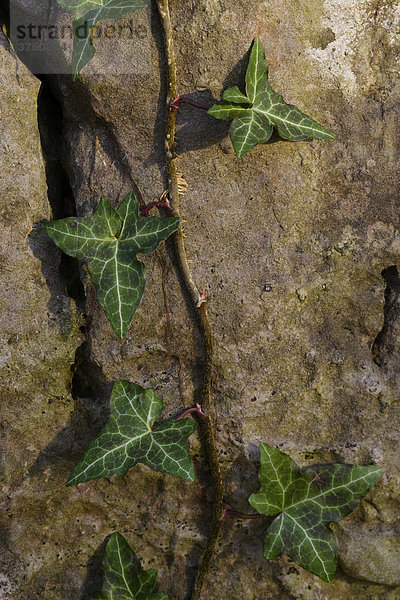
[0,34,82,599]
[336,521,400,586]
[1,0,400,598]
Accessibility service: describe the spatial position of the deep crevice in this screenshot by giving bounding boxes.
[37,76,86,311]
[372,265,400,369]
[0,3,9,30]
[23,74,112,479]
[71,340,107,400]
[0,12,112,487]
[37,76,111,416]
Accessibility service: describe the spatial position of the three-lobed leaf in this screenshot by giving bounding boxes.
[96,532,169,599]
[249,443,382,581]
[56,0,148,78]
[72,0,147,78]
[45,191,180,338]
[67,381,196,485]
[208,37,334,158]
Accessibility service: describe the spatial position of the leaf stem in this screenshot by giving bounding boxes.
[140,199,173,217]
[170,95,210,111]
[155,2,224,598]
[222,508,265,520]
[175,403,206,421]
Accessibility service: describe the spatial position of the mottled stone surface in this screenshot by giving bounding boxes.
[1,0,400,598]
[0,35,82,599]
[336,521,400,586]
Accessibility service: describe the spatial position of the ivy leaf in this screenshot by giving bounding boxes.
[222,86,251,105]
[249,443,383,581]
[56,0,147,78]
[208,37,334,158]
[45,191,180,338]
[56,0,104,19]
[96,532,169,600]
[67,381,196,486]
[72,0,147,78]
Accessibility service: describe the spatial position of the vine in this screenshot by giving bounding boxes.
[155,2,224,597]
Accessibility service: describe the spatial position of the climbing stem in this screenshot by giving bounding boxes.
[155,0,198,305]
[222,508,265,520]
[192,304,224,600]
[155,1,224,598]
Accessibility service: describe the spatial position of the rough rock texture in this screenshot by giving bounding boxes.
[0,35,82,598]
[1,0,400,598]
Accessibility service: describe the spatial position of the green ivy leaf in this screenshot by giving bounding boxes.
[208,37,334,158]
[56,0,147,78]
[249,443,383,581]
[71,0,147,78]
[45,192,180,338]
[96,532,169,599]
[67,381,196,486]
[56,0,104,19]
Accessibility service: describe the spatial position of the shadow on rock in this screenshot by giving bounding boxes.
[26,356,111,480]
[25,395,108,481]
[28,221,78,337]
[175,90,230,154]
[172,49,251,156]
[79,536,109,600]
[184,543,204,600]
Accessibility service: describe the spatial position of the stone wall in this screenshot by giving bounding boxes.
[0,1,399,598]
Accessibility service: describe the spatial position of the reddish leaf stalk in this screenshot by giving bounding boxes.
[176,403,206,421]
[170,94,210,111]
[140,199,173,217]
[222,508,265,521]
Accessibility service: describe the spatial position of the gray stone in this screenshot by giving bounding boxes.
[336,521,400,586]
[0,35,82,598]
[1,0,400,598]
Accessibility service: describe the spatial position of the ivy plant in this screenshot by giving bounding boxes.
[208,37,334,157]
[95,532,169,599]
[45,191,180,338]
[36,0,385,595]
[249,443,383,581]
[67,381,197,485]
[55,0,148,78]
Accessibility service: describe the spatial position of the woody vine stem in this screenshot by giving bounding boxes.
[155,1,224,598]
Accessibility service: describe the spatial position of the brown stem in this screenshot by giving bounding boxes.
[155,2,224,599]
